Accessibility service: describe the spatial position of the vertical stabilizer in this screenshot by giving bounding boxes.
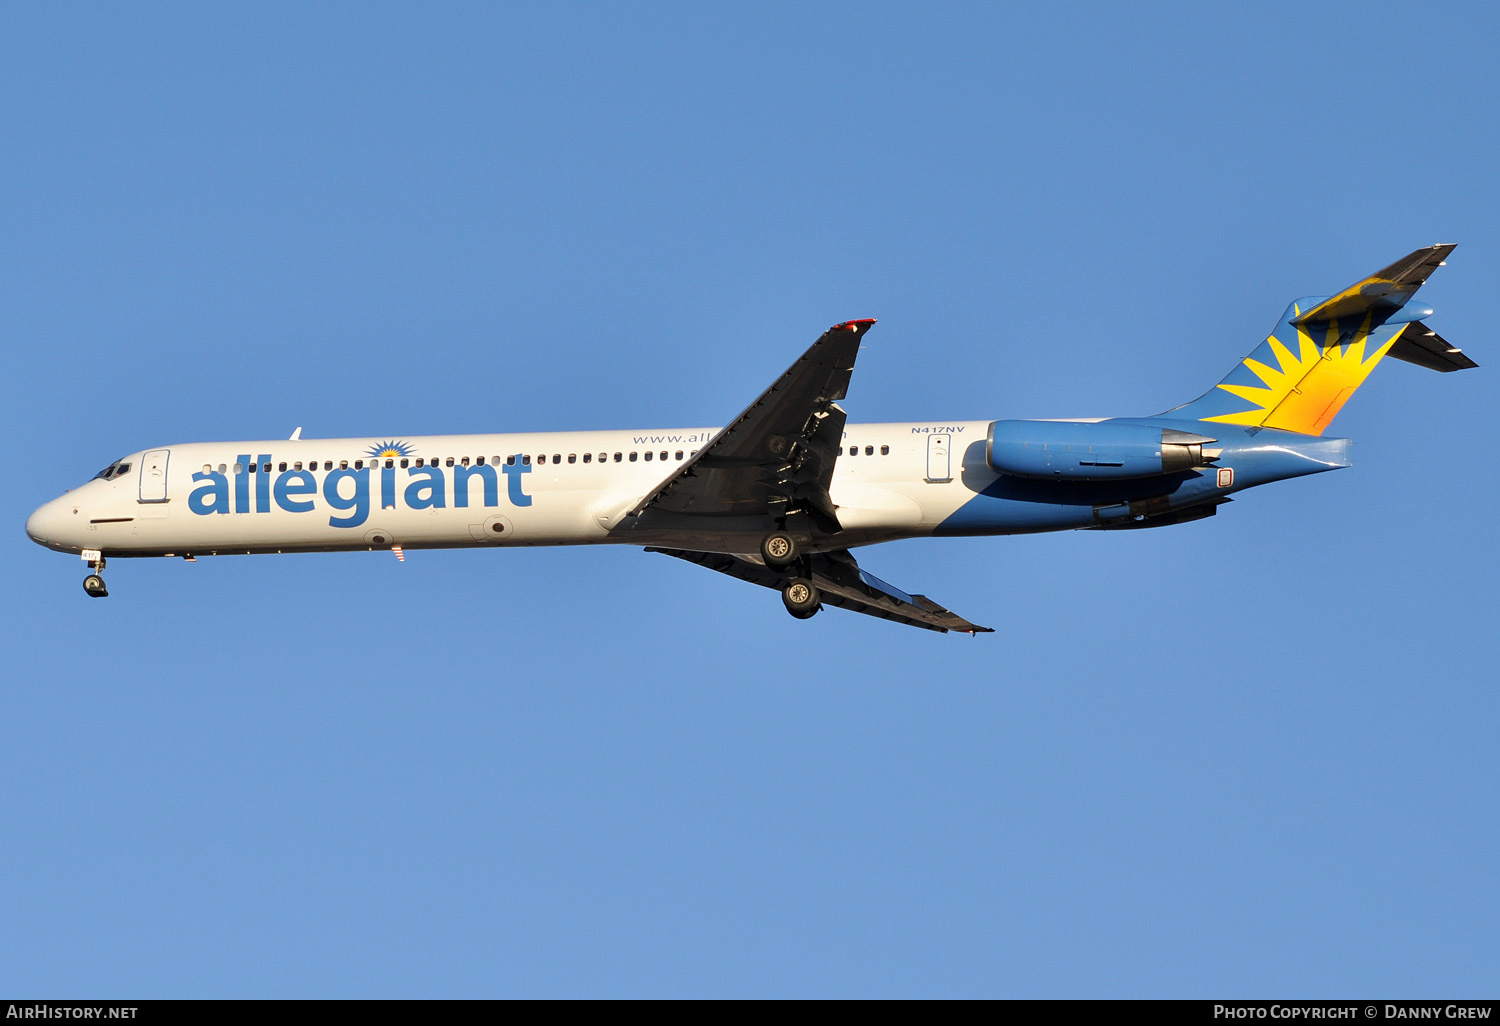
[1165,246,1470,436]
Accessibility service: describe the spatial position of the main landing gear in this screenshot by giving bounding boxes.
[781,577,820,620]
[760,530,798,569]
[82,553,109,598]
[763,530,821,620]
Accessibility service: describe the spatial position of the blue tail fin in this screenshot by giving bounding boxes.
[1167,246,1473,435]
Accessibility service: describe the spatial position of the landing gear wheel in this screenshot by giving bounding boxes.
[782,577,820,619]
[761,531,798,569]
[83,574,108,598]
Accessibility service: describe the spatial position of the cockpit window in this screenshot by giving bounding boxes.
[93,459,128,481]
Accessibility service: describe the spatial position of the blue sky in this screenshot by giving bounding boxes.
[3,2,1497,998]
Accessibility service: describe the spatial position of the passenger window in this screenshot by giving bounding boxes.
[294,462,303,471]
[355,460,364,470]
[278,462,287,472]
[461,457,471,467]
[644,451,653,461]
[553,454,560,464]
[865,446,874,456]
[233,463,243,474]
[849,446,857,456]
[881,445,889,455]
[400,458,409,468]
[341,461,349,470]
[538,454,546,465]
[629,452,637,462]
[614,453,622,462]
[202,464,212,473]
[446,458,455,467]
[247,462,256,473]
[675,451,684,460]
[506,455,516,466]
[583,453,591,463]
[522,455,531,465]
[568,454,577,464]
[219,464,227,474]
[476,456,485,466]
[325,461,333,471]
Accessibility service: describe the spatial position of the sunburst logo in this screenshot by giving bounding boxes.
[367,439,415,458]
[1203,312,1398,436]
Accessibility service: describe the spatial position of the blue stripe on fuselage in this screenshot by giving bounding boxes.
[934,421,1350,535]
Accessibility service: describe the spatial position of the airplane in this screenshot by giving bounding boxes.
[25,246,1476,633]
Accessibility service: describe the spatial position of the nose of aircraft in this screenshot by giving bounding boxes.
[26,495,73,548]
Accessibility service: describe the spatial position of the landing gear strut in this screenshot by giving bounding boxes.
[82,554,109,598]
[782,577,820,620]
[761,530,798,569]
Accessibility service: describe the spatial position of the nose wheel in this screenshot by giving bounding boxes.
[82,553,109,598]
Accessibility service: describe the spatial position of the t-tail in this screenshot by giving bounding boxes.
[1167,245,1477,435]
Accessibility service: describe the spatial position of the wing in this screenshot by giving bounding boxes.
[627,319,877,531]
[649,546,994,635]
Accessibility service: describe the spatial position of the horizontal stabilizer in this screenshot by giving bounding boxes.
[1389,321,1478,372]
[1291,244,1455,325]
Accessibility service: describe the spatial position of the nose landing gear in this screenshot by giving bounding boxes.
[82,552,109,598]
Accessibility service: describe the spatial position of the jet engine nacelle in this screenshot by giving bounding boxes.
[985,420,1217,480]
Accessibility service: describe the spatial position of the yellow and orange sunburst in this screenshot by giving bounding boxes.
[1203,313,1398,436]
[367,439,415,459]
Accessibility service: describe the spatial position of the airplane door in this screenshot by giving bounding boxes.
[925,435,951,482]
[139,449,170,503]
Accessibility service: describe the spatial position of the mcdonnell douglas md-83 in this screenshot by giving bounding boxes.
[26,247,1477,633]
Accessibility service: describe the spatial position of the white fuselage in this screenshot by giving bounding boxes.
[26,422,996,559]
